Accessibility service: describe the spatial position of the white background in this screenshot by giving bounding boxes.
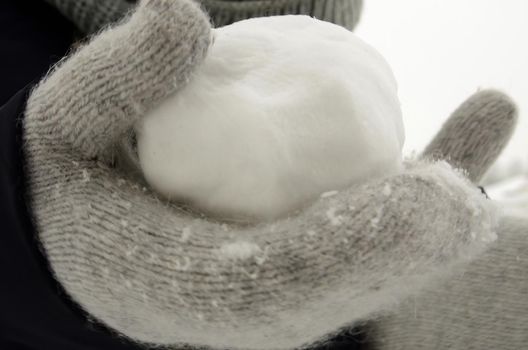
[355,0,528,177]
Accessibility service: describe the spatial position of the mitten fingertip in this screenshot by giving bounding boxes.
[468,88,518,125]
[422,89,518,183]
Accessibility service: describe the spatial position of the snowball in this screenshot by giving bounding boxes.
[136,15,404,222]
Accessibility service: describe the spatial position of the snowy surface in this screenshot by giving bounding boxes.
[137,16,404,222]
[355,1,528,217]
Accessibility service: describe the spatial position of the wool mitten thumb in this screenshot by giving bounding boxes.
[422,89,517,182]
[367,90,528,350]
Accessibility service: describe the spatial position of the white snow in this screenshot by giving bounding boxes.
[370,207,384,229]
[307,230,317,237]
[382,183,392,196]
[320,190,339,198]
[137,15,403,222]
[180,227,192,242]
[82,169,90,183]
[218,241,262,260]
[326,207,343,226]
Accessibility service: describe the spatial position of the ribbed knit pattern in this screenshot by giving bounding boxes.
[368,89,527,350]
[423,90,518,183]
[370,216,528,350]
[201,0,363,30]
[23,1,503,349]
[43,0,135,35]
[43,0,362,34]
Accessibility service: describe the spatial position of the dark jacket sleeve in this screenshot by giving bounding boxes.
[0,0,74,105]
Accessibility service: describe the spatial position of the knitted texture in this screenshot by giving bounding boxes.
[369,216,528,350]
[369,90,527,350]
[423,90,517,183]
[24,1,499,349]
[43,0,135,35]
[201,0,363,30]
[43,0,362,34]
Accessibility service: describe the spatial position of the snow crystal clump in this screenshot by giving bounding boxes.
[219,241,262,260]
[181,227,192,242]
[326,207,343,226]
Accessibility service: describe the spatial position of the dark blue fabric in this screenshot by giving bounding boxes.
[0,0,74,105]
[0,87,150,350]
[0,1,150,348]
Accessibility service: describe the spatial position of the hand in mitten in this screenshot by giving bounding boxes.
[24,1,500,349]
[43,0,363,35]
[368,90,527,350]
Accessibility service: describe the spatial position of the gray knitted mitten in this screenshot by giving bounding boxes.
[424,90,518,182]
[201,0,362,29]
[24,1,499,349]
[43,0,363,34]
[369,91,528,350]
[43,0,135,35]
